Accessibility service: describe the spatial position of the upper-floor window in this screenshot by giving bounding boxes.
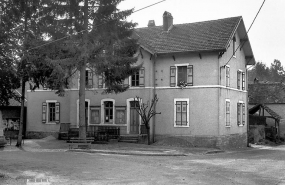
[131,67,145,87]
[237,70,241,89]
[225,66,230,87]
[131,71,139,86]
[242,72,245,90]
[170,65,193,87]
[85,70,93,88]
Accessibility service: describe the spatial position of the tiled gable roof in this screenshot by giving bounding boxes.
[248,83,285,104]
[135,16,241,54]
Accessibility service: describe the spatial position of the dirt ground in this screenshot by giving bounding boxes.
[0,137,285,185]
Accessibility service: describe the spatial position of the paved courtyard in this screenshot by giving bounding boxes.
[0,138,285,185]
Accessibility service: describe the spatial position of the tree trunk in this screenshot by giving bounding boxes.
[16,0,28,147]
[147,128,150,145]
[16,79,25,147]
[78,0,89,141]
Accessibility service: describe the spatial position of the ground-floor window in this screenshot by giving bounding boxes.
[174,98,189,127]
[43,100,60,124]
[225,99,230,127]
[104,101,113,123]
[237,102,245,126]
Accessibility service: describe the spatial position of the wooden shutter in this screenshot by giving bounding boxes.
[242,103,245,125]
[242,72,245,90]
[88,70,93,88]
[139,67,145,87]
[237,71,241,89]
[226,66,230,87]
[124,77,129,87]
[98,74,103,88]
[187,65,193,86]
[55,102,60,123]
[42,102,47,123]
[237,103,241,125]
[170,66,176,87]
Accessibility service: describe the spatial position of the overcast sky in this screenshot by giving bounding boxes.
[118,0,284,67]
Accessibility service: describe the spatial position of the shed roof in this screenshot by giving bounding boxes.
[249,104,282,121]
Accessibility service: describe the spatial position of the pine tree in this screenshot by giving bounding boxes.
[35,0,139,140]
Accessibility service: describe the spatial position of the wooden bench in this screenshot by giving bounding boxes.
[68,137,93,149]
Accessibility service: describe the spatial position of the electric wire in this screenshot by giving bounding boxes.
[224,0,266,67]
[26,0,167,52]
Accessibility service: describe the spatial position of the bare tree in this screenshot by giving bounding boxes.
[135,94,160,145]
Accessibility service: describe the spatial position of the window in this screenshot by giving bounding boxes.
[104,101,113,123]
[242,72,245,90]
[115,107,126,124]
[131,71,139,87]
[170,65,193,87]
[237,102,245,126]
[42,100,60,124]
[49,103,56,122]
[131,67,145,87]
[177,66,187,84]
[225,66,230,87]
[86,70,93,88]
[174,98,189,127]
[225,99,230,127]
[90,107,100,124]
[237,70,241,89]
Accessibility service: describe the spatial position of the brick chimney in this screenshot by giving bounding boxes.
[148,20,156,27]
[163,11,173,31]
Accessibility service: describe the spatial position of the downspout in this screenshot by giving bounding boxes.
[246,67,249,147]
[152,53,157,143]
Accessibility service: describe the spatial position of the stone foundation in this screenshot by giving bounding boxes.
[155,133,247,149]
[25,131,59,139]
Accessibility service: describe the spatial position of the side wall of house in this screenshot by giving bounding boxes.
[217,27,249,148]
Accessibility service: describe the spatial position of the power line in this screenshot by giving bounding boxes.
[26,0,167,52]
[224,0,266,67]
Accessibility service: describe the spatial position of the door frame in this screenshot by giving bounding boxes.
[126,98,142,134]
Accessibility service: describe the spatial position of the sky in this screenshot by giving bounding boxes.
[118,0,285,67]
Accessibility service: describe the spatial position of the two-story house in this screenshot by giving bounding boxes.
[25,11,255,148]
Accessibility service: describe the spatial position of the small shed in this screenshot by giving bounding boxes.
[249,104,282,142]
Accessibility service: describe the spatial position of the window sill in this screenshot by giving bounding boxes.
[46,122,57,125]
[174,125,189,128]
[225,125,231,128]
[238,124,245,127]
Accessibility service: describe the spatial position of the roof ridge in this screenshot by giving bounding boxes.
[136,16,242,29]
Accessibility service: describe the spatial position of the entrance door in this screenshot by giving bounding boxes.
[130,101,139,134]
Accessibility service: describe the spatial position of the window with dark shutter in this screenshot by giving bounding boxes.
[242,72,245,90]
[42,102,47,123]
[170,66,176,87]
[98,74,103,88]
[237,103,241,125]
[55,102,60,123]
[139,67,145,87]
[187,65,193,86]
